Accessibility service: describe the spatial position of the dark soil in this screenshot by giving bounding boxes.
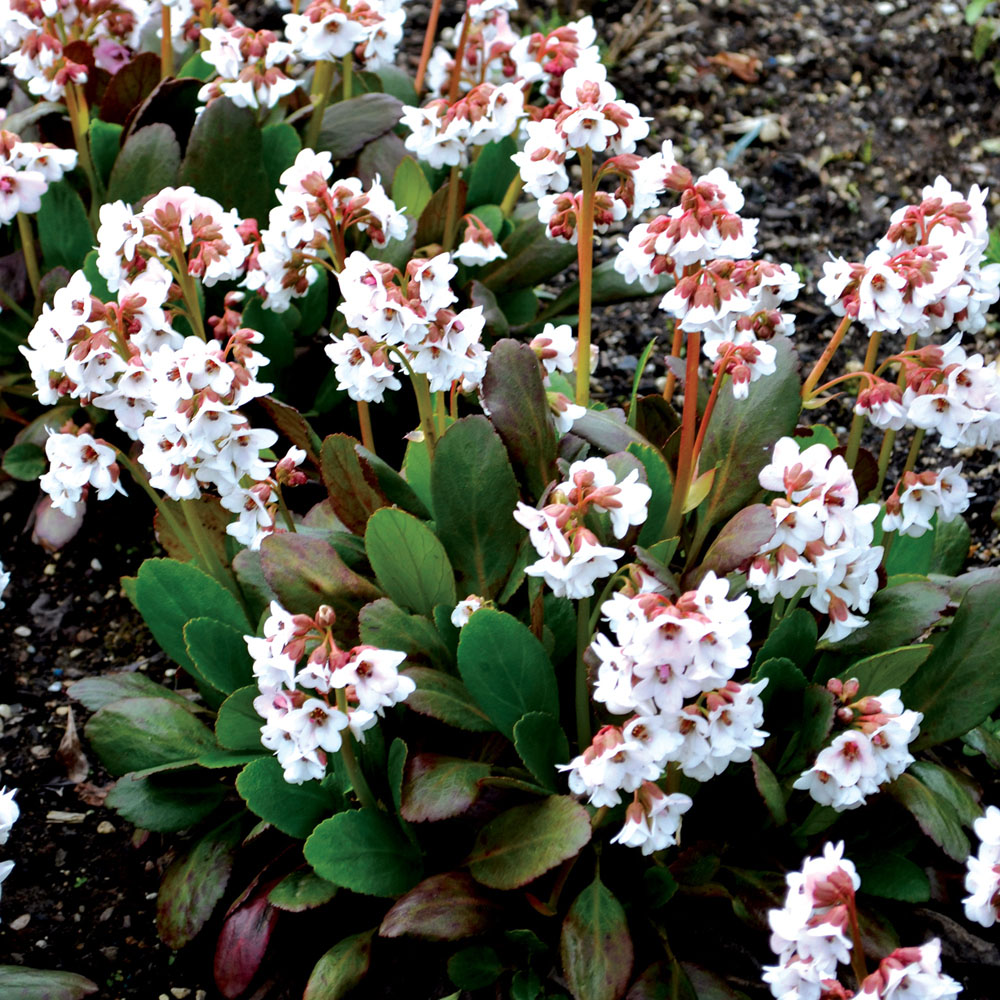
[2,1,1000,998]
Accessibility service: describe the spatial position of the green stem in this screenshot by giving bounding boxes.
[874,333,918,497]
[575,146,595,407]
[180,498,240,602]
[411,371,437,459]
[342,52,353,100]
[64,82,103,216]
[575,596,592,750]
[17,213,41,300]
[335,689,379,811]
[844,330,883,468]
[0,285,33,324]
[442,164,462,252]
[116,451,198,560]
[304,60,336,150]
[499,173,524,217]
[172,260,206,340]
[881,428,926,566]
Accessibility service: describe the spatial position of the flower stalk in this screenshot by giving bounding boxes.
[575,146,596,407]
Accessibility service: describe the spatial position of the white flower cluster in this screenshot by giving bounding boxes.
[325,250,488,400]
[283,0,406,70]
[882,465,971,538]
[0,128,77,225]
[748,438,882,643]
[246,601,414,784]
[561,570,767,853]
[198,23,299,111]
[0,786,19,916]
[247,149,406,313]
[513,457,651,600]
[764,843,961,1000]
[793,678,921,812]
[527,321,593,432]
[39,428,127,515]
[963,804,1000,929]
[819,177,1000,340]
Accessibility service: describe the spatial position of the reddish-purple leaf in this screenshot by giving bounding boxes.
[379,872,500,940]
[400,754,490,823]
[561,876,633,1000]
[213,882,280,999]
[319,433,388,534]
[687,503,775,588]
[99,51,161,125]
[257,396,321,466]
[415,177,466,247]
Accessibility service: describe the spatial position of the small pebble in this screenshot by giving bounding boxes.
[90,558,102,571]
[171,990,192,999]
[43,564,57,576]
[9,914,30,931]
[96,821,116,834]
[13,626,31,638]
[47,682,62,692]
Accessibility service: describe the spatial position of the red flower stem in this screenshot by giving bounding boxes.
[446,13,472,103]
[663,327,701,538]
[575,146,596,407]
[414,0,443,94]
[802,314,852,400]
[160,4,173,78]
[847,897,869,989]
[691,348,736,466]
[662,318,684,403]
[357,400,375,453]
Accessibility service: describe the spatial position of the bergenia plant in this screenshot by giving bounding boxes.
[2,0,1000,998]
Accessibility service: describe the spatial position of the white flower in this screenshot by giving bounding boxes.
[451,595,484,628]
[963,804,1000,928]
[0,788,18,846]
[0,561,9,610]
[611,783,693,855]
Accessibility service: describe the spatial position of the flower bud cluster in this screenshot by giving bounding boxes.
[882,465,971,538]
[513,457,651,600]
[198,22,299,110]
[453,212,506,266]
[819,177,1000,340]
[325,250,488,399]
[561,570,767,852]
[963,804,1000,929]
[283,0,405,70]
[247,149,407,313]
[858,941,962,999]
[246,601,414,784]
[793,678,922,812]
[748,438,882,642]
[0,128,77,225]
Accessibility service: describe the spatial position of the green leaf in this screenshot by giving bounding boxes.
[104,771,225,832]
[99,51,160,124]
[0,967,97,999]
[696,337,800,535]
[480,217,579,294]
[571,407,650,454]
[855,851,930,903]
[777,685,835,774]
[536,258,672,325]
[242,293,293,372]
[399,753,490,823]
[964,725,1000,767]
[887,772,970,861]
[513,712,569,791]
[392,155,433,218]
[902,578,1000,748]
[627,443,673,546]
[303,930,374,1000]
[320,433,389,534]
[215,685,264,752]
[36,180,94,272]
[375,64,418,104]
[237,756,339,839]
[498,287,539,325]
[415,177,466,246]
[69,672,200,713]
[753,657,807,709]
[379,871,500,940]
[261,122,301,197]
[966,0,991,24]
[2,441,46,481]
[467,796,591,890]
[178,97,270,221]
[679,966,748,1000]
[884,525,935,577]
[841,645,931,696]
[480,340,558,501]
[297,265,330,338]
[359,599,452,668]
[431,417,522,599]
[305,809,422,896]
[930,515,971,576]
[85,696,216,776]
[458,608,558,739]
[365,508,455,618]
[753,609,818,671]
[909,761,981,828]
[402,666,496,731]
[447,946,504,990]
[466,136,519,207]
[356,444,431,519]
[561,876,633,1000]
[156,816,241,949]
[88,118,122,185]
[177,50,215,80]
[973,18,996,59]
[694,504,775,584]
[82,248,114,301]
[317,93,403,159]
[268,869,338,912]
[107,123,180,205]
[257,395,322,466]
[183,618,253,695]
[134,558,251,677]
[642,869,678,910]
[751,752,787,826]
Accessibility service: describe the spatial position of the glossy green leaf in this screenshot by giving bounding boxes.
[261,122,301,199]
[268,869,338,912]
[401,666,496,732]
[902,578,1000,748]
[909,761,980,828]
[104,771,225,832]
[89,118,123,184]
[431,417,521,598]
[626,443,673,546]
[468,796,591,890]
[561,876,633,1000]
[751,753,787,826]
[303,929,374,1000]
[317,93,403,159]
[399,753,490,823]
[0,967,97,999]
[840,645,931,695]
[36,180,94,272]
[183,618,253,695]
[887,772,970,861]
[320,433,389,534]
[855,851,930,903]
[177,50,215,80]
[481,339,558,501]
[777,685,835,774]
[392,154,433,217]
[536,258,673,325]
[693,503,775,585]
[107,123,180,204]
[458,608,558,739]
[356,444,431,519]
[930,515,971,576]
[447,946,504,990]
[305,809,422,896]
[513,712,569,791]
[359,599,452,668]
[157,816,241,948]
[237,756,339,839]
[380,872,499,940]
[242,294,293,372]
[85,696,216,776]
[480,217,578,293]
[753,657,807,709]
[753,609,818,671]
[2,441,46,481]
[466,136,518,207]
[365,508,455,617]
[69,672,200,713]
[884,524,936,577]
[215,685,264,752]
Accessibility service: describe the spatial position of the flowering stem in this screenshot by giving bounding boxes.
[172,259,207,340]
[305,60,336,151]
[180,498,243,608]
[662,319,684,402]
[342,52,353,101]
[847,899,869,989]
[442,164,462,252]
[334,689,379,812]
[414,0,442,94]
[882,428,926,564]
[575,146,596,407]
[874,333,918,497]
[160,3,173,78]
[63,83,102,216]
[844,330,883,468]
[0,286,33,324]
[446,13,472,103]
[116,451,197,562]
[433,388,447,437]
[499,173,524,217]
[575,596,592,749]
[802,314,852,400]
[663,327,701,539]
[356,400,375,453]
[411,372,437,459]
[691,349,736,468]
[15,213,40,301]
